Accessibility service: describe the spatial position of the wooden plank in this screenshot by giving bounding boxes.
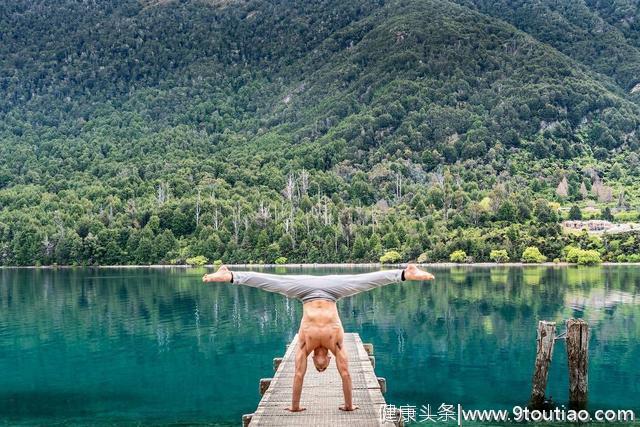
[249,333,393,426]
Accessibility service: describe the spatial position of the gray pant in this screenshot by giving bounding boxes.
[232,269,404,303]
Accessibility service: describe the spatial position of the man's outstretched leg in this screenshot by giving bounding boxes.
[319,264,435,299]
[203,267,310,299]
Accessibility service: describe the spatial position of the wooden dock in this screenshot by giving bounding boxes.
[243,333,401,426]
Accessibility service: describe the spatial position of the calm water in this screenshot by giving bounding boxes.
[0,266,639,425]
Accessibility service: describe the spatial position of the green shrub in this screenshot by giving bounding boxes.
[628,254,640,262]
[186,255,208,266]
[553,258,560,263]
[380,250,402,264]
[565,246,582,263]
[417,252,429,263]
[521,247,546,263]
[213,259,223,267]
[275,256,287,265]
[449,250,467,263]
[489,249,509,263]
[577,249,601,265]
[565,247,602,265]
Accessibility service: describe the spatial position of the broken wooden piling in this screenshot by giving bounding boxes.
[529,320,557,409]
[566,318,589,410]
[529,318,590,410]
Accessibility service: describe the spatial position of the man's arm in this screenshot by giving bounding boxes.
[287,343,308,412]
[335,344,358,411]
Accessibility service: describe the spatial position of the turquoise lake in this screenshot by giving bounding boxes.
[0,266,638,425]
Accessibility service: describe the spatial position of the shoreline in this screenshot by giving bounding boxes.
[2,262,640,269]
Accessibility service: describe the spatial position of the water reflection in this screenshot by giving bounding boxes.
[0,266,638,425]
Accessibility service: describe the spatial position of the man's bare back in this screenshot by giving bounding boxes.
[203,264,435,412]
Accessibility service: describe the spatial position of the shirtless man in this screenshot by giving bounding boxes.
[202,264,435,412]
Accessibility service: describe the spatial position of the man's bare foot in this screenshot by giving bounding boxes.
[285,406,306,412]
[202,265,233,282]
[339,404,359,411]
[404,263,435,281]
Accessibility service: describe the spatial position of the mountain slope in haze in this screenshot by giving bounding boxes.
[0,0,639,266]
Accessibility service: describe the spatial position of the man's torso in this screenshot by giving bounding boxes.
[299,300,343,353]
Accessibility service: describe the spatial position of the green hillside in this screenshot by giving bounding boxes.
[1,0,639,265]
[455,0,640,94]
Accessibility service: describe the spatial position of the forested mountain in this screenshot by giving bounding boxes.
[455,0,640,94]
[1,0,640,266]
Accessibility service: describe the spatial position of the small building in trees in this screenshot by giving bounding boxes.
[562,220,613,232]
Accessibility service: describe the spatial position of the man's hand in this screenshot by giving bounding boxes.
[202,265,233,283]
[339,404,359,411]
[404,263,435,281]
[285,406,306,412]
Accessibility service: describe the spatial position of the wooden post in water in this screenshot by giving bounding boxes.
[259,378,272,396]
[377,377,387,394]
[529,320,556,409]
[273,357,283,372]
[566,318,589,410]
[364,342,376,368]
[363,342,374,356]
[242,413,253,427]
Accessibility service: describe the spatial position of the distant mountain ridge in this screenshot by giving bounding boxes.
[0,0,639,265]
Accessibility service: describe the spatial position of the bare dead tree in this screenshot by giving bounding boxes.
[371,210,377,234]
[299,169,309,196]
[284,174,295,202]
[42,234,54,259]
[232,202,241,243]
[195,188,201,227]
[395,173,403,200]
[213,205,220,231]
[579,182,589,199]
[556,176,569,198]
[323,196,330,226]
[156,182,170,205]
[257,200,271,222]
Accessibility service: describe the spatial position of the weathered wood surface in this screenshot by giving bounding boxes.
[566,318,589,410]
[248,333,396,426]
[529,320,557,409]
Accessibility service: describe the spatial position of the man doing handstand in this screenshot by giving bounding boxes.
[202,264,435,412]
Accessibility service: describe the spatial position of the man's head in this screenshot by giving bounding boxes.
[312,347,331,372]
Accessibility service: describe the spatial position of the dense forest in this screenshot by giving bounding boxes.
[1,0,640,265]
